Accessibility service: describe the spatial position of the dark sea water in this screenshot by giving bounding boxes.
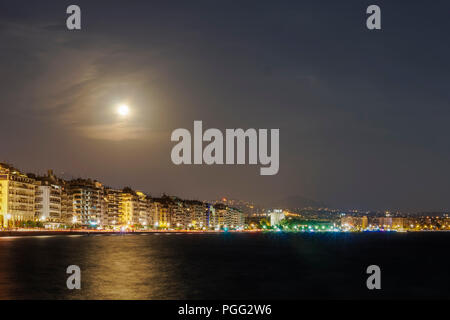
[0,232,449,300]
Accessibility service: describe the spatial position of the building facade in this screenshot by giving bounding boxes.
[0,164,36,228]
[34,182,62,223]
[69,179,103,227]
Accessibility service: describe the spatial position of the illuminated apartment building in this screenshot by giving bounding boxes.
[341,216,369,230]
[149,200,160,228]
[60,184,74,224]
[206,205,215,229]
[0,163,36,227]
[372,217,393,229]
[213,203,227,228]
[391,217,405,230]
[220,205,243,228]
[119,191,138,226]
[148,201,157,227]
[136,191,150,227]
[150,198,171,228]
[228,207,244,227]
[182,200,208,229]
[32,170,71,225]
[172,201,187,229]
[34,181,62,223]
[362,215,369,229]
[211,203,242,229]
[157,206,171,228]
[69,179,103,227]
[192,202,208,229]
[105,188,121,227]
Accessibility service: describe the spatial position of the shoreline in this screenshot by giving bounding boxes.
[0,229,449,237]
[0,230,260,237]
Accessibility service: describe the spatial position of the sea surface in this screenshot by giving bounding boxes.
[0,232,449,299]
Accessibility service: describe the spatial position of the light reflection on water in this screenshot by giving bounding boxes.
[0,232,449,299]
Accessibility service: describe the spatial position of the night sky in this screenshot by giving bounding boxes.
[0,0,449,211]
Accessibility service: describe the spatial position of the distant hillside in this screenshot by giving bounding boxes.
[266,195,327,210]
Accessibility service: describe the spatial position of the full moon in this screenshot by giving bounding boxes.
[117,104,130,117]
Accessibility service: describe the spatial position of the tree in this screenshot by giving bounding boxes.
[259,218,271,229]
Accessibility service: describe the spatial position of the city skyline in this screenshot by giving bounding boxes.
[1,1,450,212]
[1,160,449,216]
[2,159,449,233]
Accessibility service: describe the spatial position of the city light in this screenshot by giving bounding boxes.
[0,162,448,233]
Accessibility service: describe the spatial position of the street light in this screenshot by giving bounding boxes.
[4,214,12,229]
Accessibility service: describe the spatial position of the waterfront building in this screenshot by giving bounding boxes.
[212,203,244,229]
[60,183,74,225]
[372,217,393,229]
[33,170,64,226]
[69,179,104,227]
[153,201,170,228]
[34,181,62,223]
[171,201,187,229]
[136,191,150,227]
[105,188,121,227]
[151,196,187,229]
[119,191,138,226]
[341,216,368,231]
[213,203,227,228]
[146,196,156,229]
[362,216,368,229]
[206,204,215,229]
[391,217,405,230]
[0,163,36,228]
[228,207,244,228]
[269,209,285,227]
[183,200,207,229]
[149,200,159,228]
